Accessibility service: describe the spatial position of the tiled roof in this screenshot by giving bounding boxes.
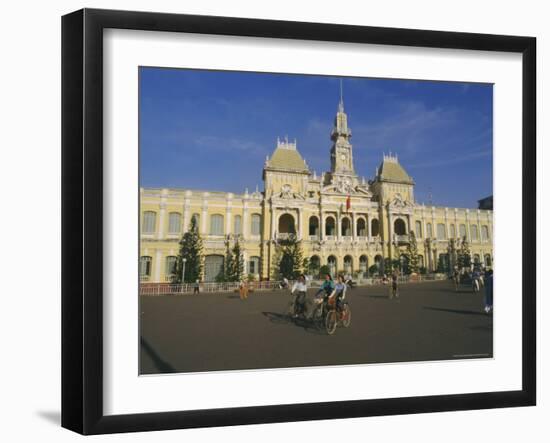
[267,147,309,172]
[377,159,414,184]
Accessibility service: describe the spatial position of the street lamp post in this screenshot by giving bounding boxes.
[181,258,187,287]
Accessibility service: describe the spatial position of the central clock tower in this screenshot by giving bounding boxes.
[329,93,355,175]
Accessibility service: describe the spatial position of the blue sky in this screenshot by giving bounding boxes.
[139,67,493,208]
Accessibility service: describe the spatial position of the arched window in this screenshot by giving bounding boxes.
[357,218,366,237]
[251,214,261,235]
[427,223,433,238]
[484,254,492,267]
[394,218,406,235]
[327,256,337,277]
[249,256,261,275]
[415,220,423,238]
[142,211,156,234]
[234,215,242,235]
[374,255,383,274]
[471,224,479,241]
[309,216,319,236]
[309,255,321,275]
[371,218,380,237]
[341,217,352,236]
[437,223,446,240]
[359,255,368,273]
[481,225,490,241]
[450,224,456,238]
[418,255,424,268]
[459,224,467,239]
[209,214,224,236]
[168,212,181,234]
[165,256,177,279]
[325,216,336,236]
[473,253,481,264]
[344,255,353,273]
[278,213,295,234]
[139,256,152,278]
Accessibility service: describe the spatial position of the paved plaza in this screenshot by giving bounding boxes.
[139,280,493,374]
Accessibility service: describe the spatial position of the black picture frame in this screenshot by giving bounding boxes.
[62,8,536,435]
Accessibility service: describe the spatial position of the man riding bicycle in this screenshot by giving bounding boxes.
[290,274,308,318]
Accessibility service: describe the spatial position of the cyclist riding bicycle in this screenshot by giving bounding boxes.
[290,274,308,318]
[314,273,335,304]
[328,275,348,311]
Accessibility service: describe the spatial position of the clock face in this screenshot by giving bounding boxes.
[341,154,346,161]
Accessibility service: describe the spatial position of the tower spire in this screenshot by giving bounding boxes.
[338,78,344,112]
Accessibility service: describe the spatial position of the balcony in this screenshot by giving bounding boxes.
[309,235,320,241]
[276,232,297,241]
[394,234,410,244]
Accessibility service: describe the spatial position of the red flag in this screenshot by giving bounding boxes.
[346,195,351,212]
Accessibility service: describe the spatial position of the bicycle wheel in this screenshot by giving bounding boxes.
[341,304,352,328]
[310,303,323,328]
[325,310,338,335]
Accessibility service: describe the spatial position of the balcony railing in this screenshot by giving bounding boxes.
[309,235,320,241]
[276,232,297,241]
[394,234,410,243]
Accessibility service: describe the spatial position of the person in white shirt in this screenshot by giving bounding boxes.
[290,274,308,318]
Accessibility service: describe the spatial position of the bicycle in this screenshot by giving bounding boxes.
[311,294,351,335]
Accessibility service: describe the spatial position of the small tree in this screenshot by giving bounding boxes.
[274,236,305,280]
[457,236,472,272]
[368,264,379,276]
[175,216,203,283]
[319,265,332,278]
[230,239,245,282]
[406,231,420,274]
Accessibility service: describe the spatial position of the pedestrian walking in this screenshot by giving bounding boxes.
[390,271,399,299]
[239,280,249,300]
[453,266,460,292]
[484,269,493,313]
[193,279,200,294]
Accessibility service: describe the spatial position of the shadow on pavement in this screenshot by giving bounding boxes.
[423,306,486,316]
[140,337,176,373]
[261,311,326,335]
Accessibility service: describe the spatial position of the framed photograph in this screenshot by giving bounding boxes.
[62,8,536,435]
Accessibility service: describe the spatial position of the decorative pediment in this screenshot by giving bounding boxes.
[321,176,372,197]
[389,193,413,210]
[275,184,306,200]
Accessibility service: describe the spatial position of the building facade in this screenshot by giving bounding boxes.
[140,98,493,283]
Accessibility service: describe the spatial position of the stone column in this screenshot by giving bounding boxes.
[182,193,190,234]
[225,194,233,235]
[465,209,471,242]
[270,206,276,240]
[352,212,357,240]
[201,193,208,235]
[157,201,166,240]
[242,198,249,240]
[336,211,341,242]
[154,249,163,282]
[319,211,325,241]
[366,213,371,240]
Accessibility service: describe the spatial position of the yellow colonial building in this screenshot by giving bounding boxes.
[140,98,493,283]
